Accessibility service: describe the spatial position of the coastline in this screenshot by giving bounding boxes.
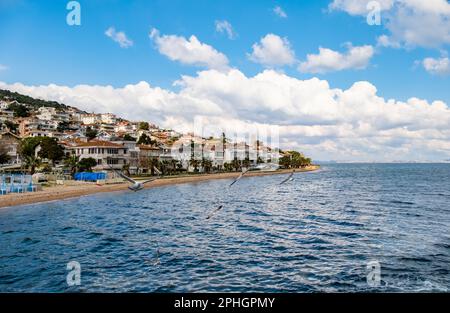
[0,166,320,209]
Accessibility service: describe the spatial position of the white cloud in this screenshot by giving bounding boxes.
[2,69,450,161]
[376,34,401,48]
[299,44,374,73]
[149,28,229,70]
[329,0,394,15]
[422,56,450,76]
[329,0,450,48]
[105,27,133,48]
[248,34,296,67]
[215,20,236,39]
[273,6,288,18]
[0,64,8,71]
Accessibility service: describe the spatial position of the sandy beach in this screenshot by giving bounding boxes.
[0,166,319,209]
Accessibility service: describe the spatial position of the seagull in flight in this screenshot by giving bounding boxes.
[229,168,250,187]
[206,205,224,220]
[279,170,295,185]
[109,165,161,192]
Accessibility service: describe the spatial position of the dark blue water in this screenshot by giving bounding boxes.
[1,164,449,292]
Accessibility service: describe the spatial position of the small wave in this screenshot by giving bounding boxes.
[21,237,39,244]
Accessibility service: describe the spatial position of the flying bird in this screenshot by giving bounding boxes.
[279,170,295,185]
[109,165,160,192]
[206,205,224,220]
[229,168,250,187]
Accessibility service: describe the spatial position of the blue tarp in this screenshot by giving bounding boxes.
[73,172,106,181]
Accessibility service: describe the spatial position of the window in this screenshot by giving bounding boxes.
[107,158,119,165]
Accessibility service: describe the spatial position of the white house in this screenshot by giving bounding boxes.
[66,139,129,170]
[80,114,101,125]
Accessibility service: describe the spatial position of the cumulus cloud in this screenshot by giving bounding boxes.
[273,6,288,18]
[248,34,296,67]
[149,28,229,70]
[329,0,450,48]
[329,0,394,15]
[299,44,374,73]
[215,20,237,39]
[2,69,450,161]
[105,27,133,48]
[422,55,450,76]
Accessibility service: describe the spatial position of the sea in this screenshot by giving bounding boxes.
[1,163,449,292]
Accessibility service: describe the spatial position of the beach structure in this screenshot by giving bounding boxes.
[0,174,36,195]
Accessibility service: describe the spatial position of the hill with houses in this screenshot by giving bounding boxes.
[0,89,312,175]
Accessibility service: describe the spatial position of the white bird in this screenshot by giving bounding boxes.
[109,165,161,192]
[280,170,295,185]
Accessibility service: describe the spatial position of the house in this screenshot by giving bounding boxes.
[0,100,10,110]
[0,109,14,123]
[0,131,21,165]
[80,114,101,125]
[65,139,129,170]
[36,107,70,122]
[19,118,58,137]
[100,113,117,124]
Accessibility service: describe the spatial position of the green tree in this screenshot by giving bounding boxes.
[57,121,71,132]
[2,120,18,132]
[19,137,42,158]
[279,154,292,169]
[0,146,11,164]
[201,159,213,173]
[38,137,64,165]
[231,158,241,171]
[138,122,150,130]
[77,158,97,172]
[189,159,200,173]
[123,134,136,142]
[8,103,30,117]
[137,133,155,145]
[85,127,98,140]
[23,155,41,174]
[223,162,233,172]
[148,157,159,175]
[242,157,251,169]
[64,155,79,176]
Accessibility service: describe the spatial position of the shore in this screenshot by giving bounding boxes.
[0,165,319,209]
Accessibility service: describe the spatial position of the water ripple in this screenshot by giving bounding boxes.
[0,163,449,292]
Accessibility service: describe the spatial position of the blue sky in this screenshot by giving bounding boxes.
[1,0,450,161]
[0,0,448,103]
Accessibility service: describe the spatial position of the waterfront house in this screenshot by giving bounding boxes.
[65,139,129,170]
[0,131,21,165]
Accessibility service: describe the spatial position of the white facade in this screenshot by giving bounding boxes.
[101,113,117,124]
[36,107,70,122]
[68,141,129,170]
[80,114,101,125]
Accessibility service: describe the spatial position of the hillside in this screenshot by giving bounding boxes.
[0,89,67,110]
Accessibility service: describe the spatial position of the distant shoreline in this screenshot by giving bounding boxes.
[0,165,320,209]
